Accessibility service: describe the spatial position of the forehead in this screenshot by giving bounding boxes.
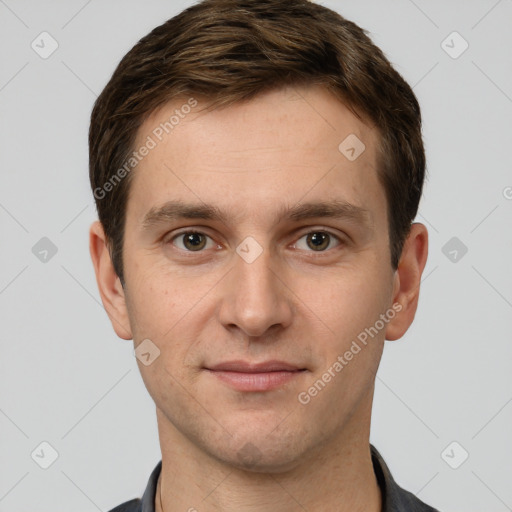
[128,85,385,227]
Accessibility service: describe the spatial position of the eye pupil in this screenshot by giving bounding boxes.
[184,233,206,251]
[307,232,329,251]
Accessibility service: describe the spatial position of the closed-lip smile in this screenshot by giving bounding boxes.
[204,360,307,392]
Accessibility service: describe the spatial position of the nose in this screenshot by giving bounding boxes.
[217,244,294,339]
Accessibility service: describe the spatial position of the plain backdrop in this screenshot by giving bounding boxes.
[1,0,511,511]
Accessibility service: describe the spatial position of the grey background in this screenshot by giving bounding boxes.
[1,0,511,510]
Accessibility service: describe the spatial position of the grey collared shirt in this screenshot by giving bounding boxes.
[108,444,440,512]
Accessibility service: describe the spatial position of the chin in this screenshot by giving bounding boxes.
[212,421,311,474]
[225,443,303,474]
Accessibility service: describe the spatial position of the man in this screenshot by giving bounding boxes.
[89,0,438,510]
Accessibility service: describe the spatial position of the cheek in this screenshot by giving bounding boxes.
[124,256,205,335]
[305,263,393,342]
[124,264,219,377]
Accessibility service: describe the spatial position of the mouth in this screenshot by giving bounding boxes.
[204,360,308,392]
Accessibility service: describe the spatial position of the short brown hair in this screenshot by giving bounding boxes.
[89,0,425,285]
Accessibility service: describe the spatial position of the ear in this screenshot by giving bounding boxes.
[89,220,133,340]
[385,223,428,341]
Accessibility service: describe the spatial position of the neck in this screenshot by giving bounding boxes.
[154,402,382,512]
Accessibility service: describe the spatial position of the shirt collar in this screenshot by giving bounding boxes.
[370,444,439,511]
[140,460,161,512]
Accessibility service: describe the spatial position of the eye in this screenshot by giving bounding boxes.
[170,231,217,252]
[294,230,341,252]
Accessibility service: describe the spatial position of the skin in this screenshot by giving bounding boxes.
[90,84,428,512]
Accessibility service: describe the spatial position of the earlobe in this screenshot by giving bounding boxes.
[385,223,428,341]
[89,221,133,340]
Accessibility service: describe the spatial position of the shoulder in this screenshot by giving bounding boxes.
[370,444,441,512]
[107,460,161,512]
[391,484,441,512]
[107,498,142,512]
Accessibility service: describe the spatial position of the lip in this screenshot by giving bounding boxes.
[205,360,307,392]
[207,360,304,372]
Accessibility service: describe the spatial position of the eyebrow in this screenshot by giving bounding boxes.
[141,199,372,230]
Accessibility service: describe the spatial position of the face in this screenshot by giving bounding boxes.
[110,85,403,471]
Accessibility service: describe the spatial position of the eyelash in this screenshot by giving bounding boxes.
[166,228,344,256]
